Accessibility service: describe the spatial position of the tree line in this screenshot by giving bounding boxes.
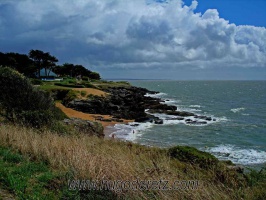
[0,50,100,80]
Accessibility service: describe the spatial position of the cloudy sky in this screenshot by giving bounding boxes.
[0,0,266,80]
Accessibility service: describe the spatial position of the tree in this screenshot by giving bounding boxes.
[5,52,36,77]
[29,50,58,78]
[42,52,58,77]
[29,50,44,78]
[88,71,101,80]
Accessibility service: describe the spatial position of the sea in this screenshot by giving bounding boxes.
[106,80,266,167]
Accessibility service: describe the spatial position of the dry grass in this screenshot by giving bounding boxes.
[72,88,107,97]
[0,124,249,199]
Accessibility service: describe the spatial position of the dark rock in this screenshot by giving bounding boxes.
[166,117,185,120]
[101,119,112,122]
[94,116,103,121]
[195,116,212,121]
[148,104,177,111]
[135,117,153,123]
[130,124,140,127]
[166,111,195,116]
[154,119,163,124]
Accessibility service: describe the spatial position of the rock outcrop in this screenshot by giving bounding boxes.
[63,118,104,138]
[63,85,215,125]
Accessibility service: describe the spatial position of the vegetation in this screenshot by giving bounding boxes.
[0,146,84,199]
[0,62,265,199]
[168,146,219,169]
[0,125,265,199]
[53,63,101,80]
[0,67,65,128]
[0,50,100,80]
[29,49,58,78]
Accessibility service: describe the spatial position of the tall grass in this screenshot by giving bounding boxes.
[0,124,264,199]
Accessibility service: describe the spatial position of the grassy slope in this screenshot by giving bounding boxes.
[1,124,265,200]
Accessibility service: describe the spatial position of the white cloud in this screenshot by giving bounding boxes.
[0,0,265,70]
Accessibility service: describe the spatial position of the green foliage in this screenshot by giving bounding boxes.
[30,78,43,85]
[84,82,96,88]
[82,76,89,81]
[89,71,101,80]
[48,88,71,100]
[54,82,85,88]
[29,49,58,78]
[0,146,74,199]
[0,52,36,77]
[62,90,78,104]
[0,67,58,128]
[245,167,266,187]
[53,107,68,120]
[18,110,54,128]
[49,121,71,135]
[80,91,87,97]
[168,146,218,169]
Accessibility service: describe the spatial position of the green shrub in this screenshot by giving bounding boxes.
[50,121,71,135]
[80,91,87,97]
[53,106,68,120]
[62,90,78,105]
[49,88,70,100]
[30,78,43,85]
[54,83,85,88]
[168,146,218,169]
[18,110,54,128]
[84,83,96,88]
[68,80,76,84]
[0,67,58,128]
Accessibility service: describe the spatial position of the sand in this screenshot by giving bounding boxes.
[56,103,133,128]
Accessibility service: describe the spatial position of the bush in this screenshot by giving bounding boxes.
[52,107,68,120]
[82,76,89,81]
[0,67,58,127]
[68,80,76,84]
[80,91,87,97]
[54,83,85,88]
[84,83,96,88]
[18,110,54,128]
[62,90,78,105]
[168,146,218,169]
[48,89,70,100]
[30,78,43,85]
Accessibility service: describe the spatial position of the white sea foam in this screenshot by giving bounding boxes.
[110,122,154,141]
[189,105,201,108]
[145,92,167,98]
[231,108,245,113]
[204,145,266,165]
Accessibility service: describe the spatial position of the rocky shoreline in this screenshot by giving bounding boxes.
[63,85,216,126]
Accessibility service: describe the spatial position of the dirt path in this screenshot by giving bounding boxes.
[56,103,133,127]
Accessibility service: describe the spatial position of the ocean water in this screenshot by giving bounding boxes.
[107,81,266,166]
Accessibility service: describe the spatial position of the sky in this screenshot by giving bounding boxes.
[0,0,265,80]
